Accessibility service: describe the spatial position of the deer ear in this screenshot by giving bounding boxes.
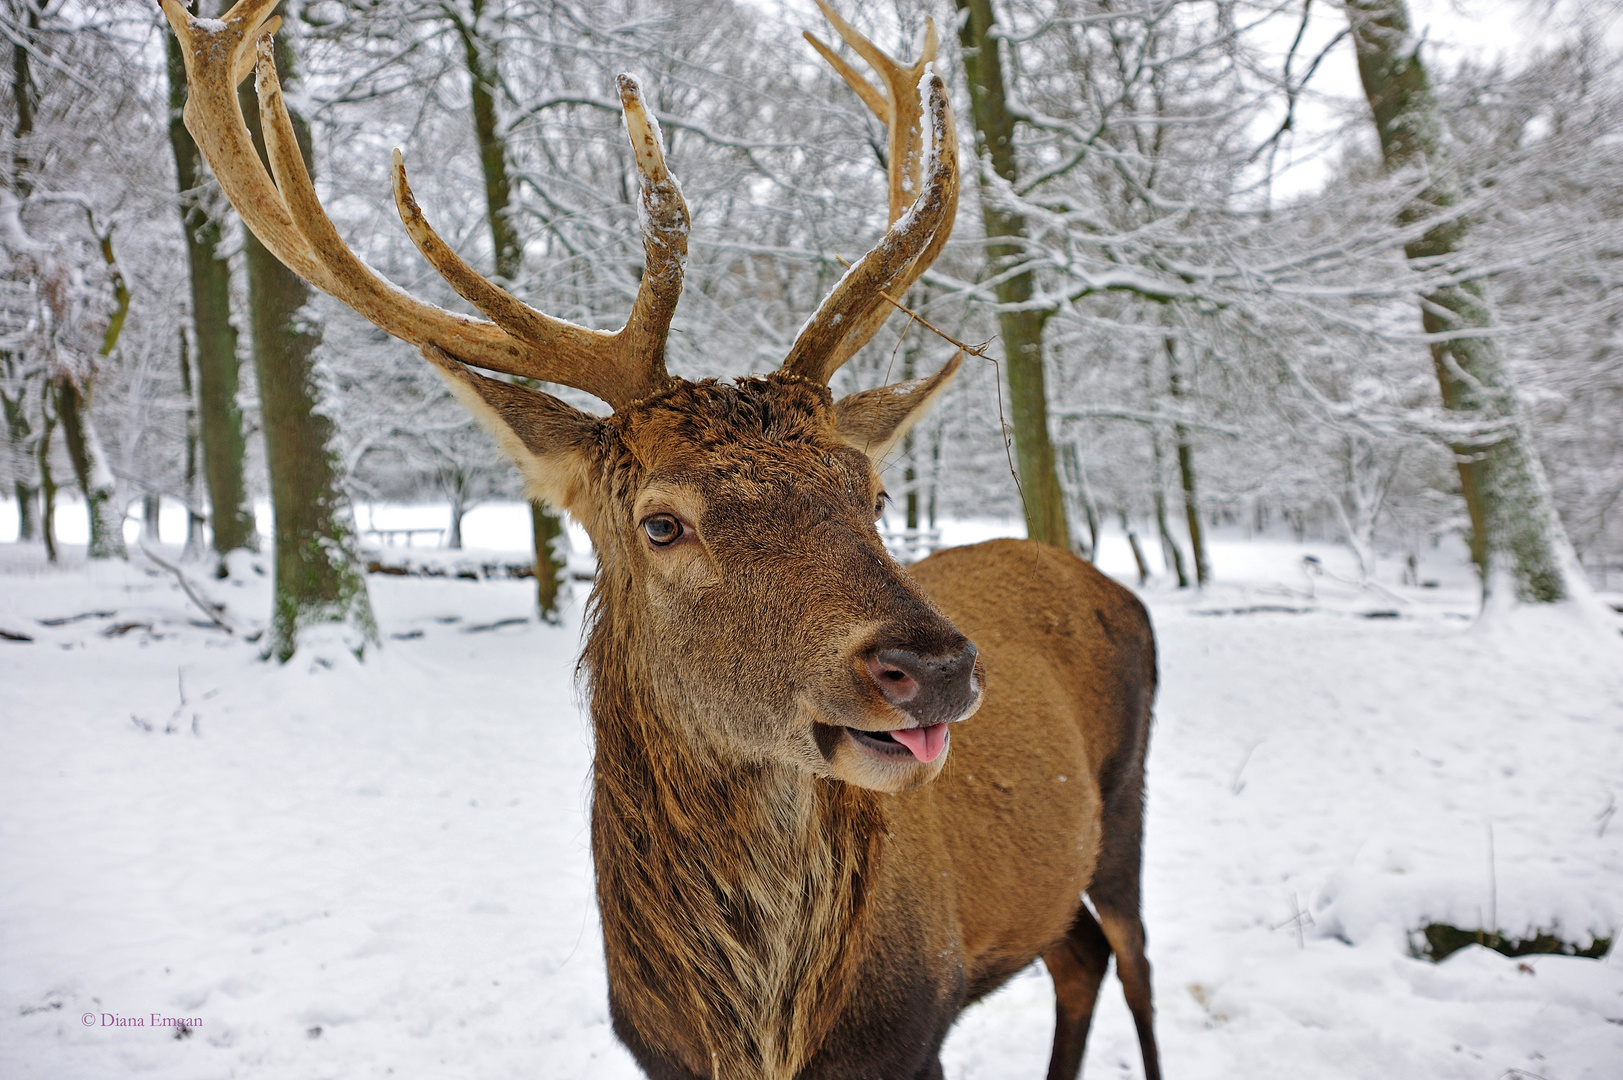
[832,351,962,463]
[420,345,597,512]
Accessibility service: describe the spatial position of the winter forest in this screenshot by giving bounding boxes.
[3,0,1623,1077]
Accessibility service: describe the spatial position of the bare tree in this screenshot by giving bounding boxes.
[442,0,567,618]
[1345,0,1591,607]
[954,0,1070,549]
[166,0,255,566]
[235,12,376,660]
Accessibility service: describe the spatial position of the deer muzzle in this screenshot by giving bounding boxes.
[864,640,982,732]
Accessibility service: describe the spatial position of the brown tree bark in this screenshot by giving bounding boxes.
[1,380,37,540]
[177,330,208,557]
[531,500,565,623]
[4,1,45,542]
[1175,434,1208,586]
[9,0,39,194]
[450,0,567,618]
[1151,430,1189,588]
[955,0,1069,550]
[239,21,376,661]
[55,378,124,559]
[142,492,162,544]
[1120,510,1149,586]
[167,6,256,563]
[1347,0,1584,605]
[55,223,129,560]
[36,404,56,562]
[1166,339,1209,586]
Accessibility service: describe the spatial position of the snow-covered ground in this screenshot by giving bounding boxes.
[2,514,1621,1079]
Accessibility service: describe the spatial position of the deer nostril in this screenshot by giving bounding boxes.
[864,641,980,724]
[865,654,921,704]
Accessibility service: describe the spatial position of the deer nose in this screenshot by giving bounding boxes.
[864,641,980,726]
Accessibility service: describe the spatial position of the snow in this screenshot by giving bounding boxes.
[2,519,1620,1078]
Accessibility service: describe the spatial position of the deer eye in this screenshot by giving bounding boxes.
[642,514,683,547]
[873,492,890,521]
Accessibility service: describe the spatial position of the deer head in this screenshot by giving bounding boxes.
[162,0,976,793]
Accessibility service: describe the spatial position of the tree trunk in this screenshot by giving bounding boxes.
[239,25,376,662]
[1166,341,1209,585]
[1059,442,1099,560]
[56,224,131,561]
[142,492,162,545]
[443,468,467,550]
[899,332,923,531]
[1120,510,1149,586]
[955,0,1068,550]
[453,0,567,617]
[2,384,38,540]
[1347,0,1586,606]
[10,0,39,195]
[1175,435,1208,586]
[167,8,255,563]
[36,405,56,562]
[1151,431,1189,588]
[5,4,40,541]
[531,500,566,624]
[176,330,208,558]
[927,426,940,529]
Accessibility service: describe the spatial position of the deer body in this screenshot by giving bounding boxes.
[164,3,1161,1076]
[595,527,1155,1080]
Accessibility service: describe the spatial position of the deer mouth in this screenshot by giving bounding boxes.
[845,723,949,764]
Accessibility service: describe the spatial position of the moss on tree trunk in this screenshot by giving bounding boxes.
[1348,0,1582,605]
[955,0,1069,550]
[239,25,376,662]
[530,500,566,623]
[55,379,125,559]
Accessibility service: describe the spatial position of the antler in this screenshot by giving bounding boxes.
[159,0,686,411]
[785,4,958,386]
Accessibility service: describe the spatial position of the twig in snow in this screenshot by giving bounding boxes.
[140,544,233,634]
[169,669,201,737]
[1230,739,1262,795]
[462,617,530,634]
[36,610,116,627]
[1269,893,1313,949]
[1597,793,1615,839]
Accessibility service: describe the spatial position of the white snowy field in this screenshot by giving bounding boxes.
[2,519,1621,1080]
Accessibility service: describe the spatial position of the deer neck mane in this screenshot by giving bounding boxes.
[583,593,886,1080]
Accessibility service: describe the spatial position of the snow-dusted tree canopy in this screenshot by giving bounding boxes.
[2,0,1619,586]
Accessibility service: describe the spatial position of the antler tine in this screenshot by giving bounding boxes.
[789,4,957,385]
[160,0,676,411]
[614,74,690,372]
[781,67,958,387]
[805,0,939,225]
[391,78,685,405]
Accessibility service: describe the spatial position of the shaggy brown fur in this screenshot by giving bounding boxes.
[454,373,1165,1080]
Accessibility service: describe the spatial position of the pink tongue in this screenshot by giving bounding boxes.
[889,724,947,763]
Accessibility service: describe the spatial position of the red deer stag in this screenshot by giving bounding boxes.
[162,1,1162,1077]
